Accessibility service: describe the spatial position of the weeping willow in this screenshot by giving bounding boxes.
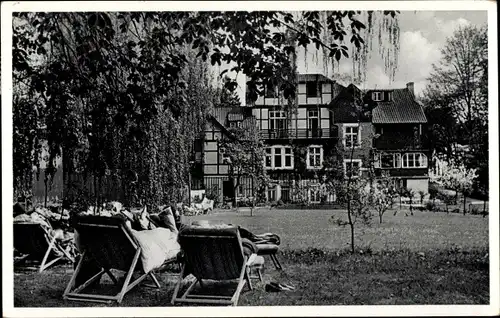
[294,11,401,86]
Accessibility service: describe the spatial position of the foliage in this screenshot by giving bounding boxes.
[406,188,415,215]
[425,200,438,212]
[422,24,488,199]
[205,184,220,206]
[418,190,426,204]
[372,177,397,223]
[219,118,270,207]
[432,161,477,214]
[331,177,374,251]
[13,11,399,209]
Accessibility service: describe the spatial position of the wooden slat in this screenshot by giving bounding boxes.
[173,298,233,305]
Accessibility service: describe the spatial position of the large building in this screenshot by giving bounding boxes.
[194,73,429,205]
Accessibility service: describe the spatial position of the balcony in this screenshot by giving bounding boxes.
[259,128,337,140]
[373,134,428,150]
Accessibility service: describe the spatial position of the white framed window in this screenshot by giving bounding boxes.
[264,146,294,169]
[344,159,362,178]
[269,111,286,131]
[372,91,383,101]
[307,145,323,169]
[343,124,361,148]
[375,153,402,169]
[402,153,428,168]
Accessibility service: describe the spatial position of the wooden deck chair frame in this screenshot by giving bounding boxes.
[63,215,161,304]
[171,227,254,306]
[14,223,76,273]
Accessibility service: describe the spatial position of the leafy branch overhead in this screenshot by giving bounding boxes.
[12,10,399,207]
[15,11,399,105]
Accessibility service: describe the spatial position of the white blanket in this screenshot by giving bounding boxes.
[131,228,180,273]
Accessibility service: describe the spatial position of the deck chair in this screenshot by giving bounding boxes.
[63,215,171,304]
[14,222,76,272]
[171,227,255,306]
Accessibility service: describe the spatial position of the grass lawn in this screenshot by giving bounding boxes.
[186,208,489,252]
[13,208,489,307]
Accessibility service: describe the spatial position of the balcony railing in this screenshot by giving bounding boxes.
[373,135,428,150]
[259,128,337,139]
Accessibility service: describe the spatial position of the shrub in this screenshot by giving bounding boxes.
[425,201,437,212]
[469,205,481,215]
[192,195,202,204]
[205,185,220,205]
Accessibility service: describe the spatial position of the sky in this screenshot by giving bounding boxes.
[229,10,488,102]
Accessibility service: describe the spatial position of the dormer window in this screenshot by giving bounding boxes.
[372,91,392,102]
[372,91,383,101]
[306,81,322,98]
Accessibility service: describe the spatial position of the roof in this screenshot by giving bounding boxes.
[371,89,427,124]
[330,84,369,123]
[297,73,334,83]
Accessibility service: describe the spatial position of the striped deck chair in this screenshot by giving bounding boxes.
[63,215,174,304]
[14,222,76,272]
[171,226,257,306]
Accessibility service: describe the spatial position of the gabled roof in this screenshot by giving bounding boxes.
[371,89,427,124]
[330,84,369,123]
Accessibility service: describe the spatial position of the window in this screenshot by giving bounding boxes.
[308,110,319,136]
[380,153,401,169]
[284,147,293,167]
[269,111,286,131]
[402,153,428,168]
[274,147,282,168]
[307,146,323,169]
[308,110,319,118]
[344,159,362,178]
[264,146,293,169]
[344,124,360,148]
[306,81,322,97]
[267,186,277,201]
[372,91,383,101]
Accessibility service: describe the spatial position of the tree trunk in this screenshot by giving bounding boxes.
[463,192,467,215]
[379,213,383,224]
[44,178,48,208]
[347,199,355,254]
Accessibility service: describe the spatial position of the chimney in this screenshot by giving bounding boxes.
[406,82,415,97]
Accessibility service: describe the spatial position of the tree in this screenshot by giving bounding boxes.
[13,11,400,209]
[432,161,477,214]
[422,24,488,199]
[372,177,397,223]
[332,177,373,251]
[219,118,270,212]
[406,188,415,216]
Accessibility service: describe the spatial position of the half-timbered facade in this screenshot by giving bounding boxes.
[194,75,429,205]
[248,74,344,203]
